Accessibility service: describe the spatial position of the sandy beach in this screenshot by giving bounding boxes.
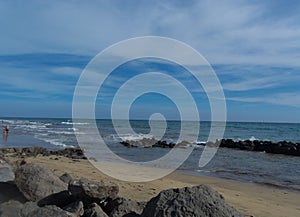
[2,154,299,217]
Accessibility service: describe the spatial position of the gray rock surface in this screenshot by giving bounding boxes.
[85,203,108,217]
[141,185,244,217]
[0,159,14,182]
[63,200,84,216]
[25,205,75,217]
[0,200,71,217]
[0,200,24,217]
[60,172,73,184]
[14,163,68,201]
[69,178,119,205]
[105,197,145,217]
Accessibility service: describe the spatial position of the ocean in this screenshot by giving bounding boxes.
[1,118,300,191]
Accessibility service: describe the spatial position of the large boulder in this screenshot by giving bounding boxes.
[141,185,244,217]
[69,179,119,206]
[104,197,145,217]
[14,163,67,201]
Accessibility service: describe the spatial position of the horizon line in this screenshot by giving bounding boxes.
[1,116,299,124]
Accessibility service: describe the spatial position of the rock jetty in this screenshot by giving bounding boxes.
[120,138,300,157]
[199,139,300,157]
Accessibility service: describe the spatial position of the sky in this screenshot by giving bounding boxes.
[0,0,300,122]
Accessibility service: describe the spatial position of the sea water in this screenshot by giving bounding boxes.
[0,118,299,191]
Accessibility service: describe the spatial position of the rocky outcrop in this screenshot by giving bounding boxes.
[141,185,244,217]
[14,163,68,201]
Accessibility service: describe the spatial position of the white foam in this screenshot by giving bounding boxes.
[61,121,90,125]
[35,135,74,148]
[61,121,73,125]
[118,133,154,141]
[48,130,74,135]
[196,140,207,144]
[249,136,257,141]
[2,120,15,124]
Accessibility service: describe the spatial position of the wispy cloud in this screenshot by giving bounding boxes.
[0,1,300,121]
[228,92,300,108]
[1,1,300,66]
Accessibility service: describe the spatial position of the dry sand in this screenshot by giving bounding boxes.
[3,155,300,217]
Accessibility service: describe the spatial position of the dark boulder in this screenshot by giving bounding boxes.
[141,185,244,217]
[14,163,68,201]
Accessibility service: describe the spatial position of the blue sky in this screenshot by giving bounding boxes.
[0,0,300,122]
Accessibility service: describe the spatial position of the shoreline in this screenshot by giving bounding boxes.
[1,146,299,193]
[178,169,300,194]
[1,151,300,216]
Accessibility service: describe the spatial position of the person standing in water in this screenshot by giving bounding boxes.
[3,126,9,134]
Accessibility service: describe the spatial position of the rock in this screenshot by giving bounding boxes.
[0,200,24,217]
[0,160,15,182]
[0,200,60,217]
[14,163,68,201]
[198,139,300,157]
[38,190,76,208]
[84,203,108,217]
[0,181,27,203]
[50,148,87,160]
[105,197,145,217]
[63,200,84,217]
[60,172,73,184]
[0,147,49,158]
[25,205,75,217]
[0,147,89,159]
[69,179,119,206]
[141,185,244,217]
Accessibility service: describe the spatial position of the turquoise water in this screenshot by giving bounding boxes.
[1,118,300,191]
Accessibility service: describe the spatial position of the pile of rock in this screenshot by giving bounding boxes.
[0,147,87,160]
[120,138,300,157]
[0,163,244,217]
